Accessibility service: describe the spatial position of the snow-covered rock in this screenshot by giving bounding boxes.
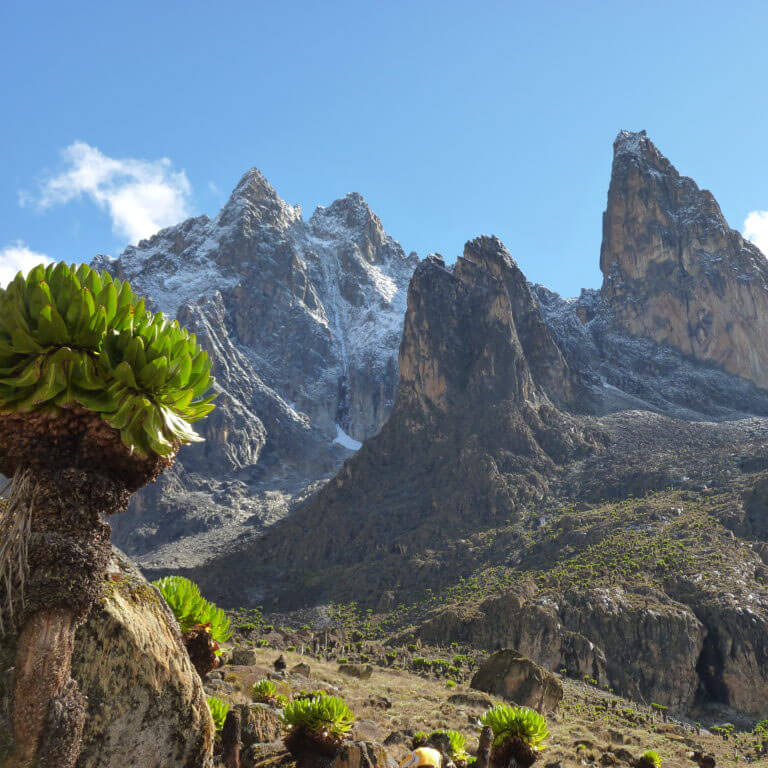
[104,169,417,568]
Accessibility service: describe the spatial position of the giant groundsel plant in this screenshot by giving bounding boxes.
[0,262,215,768]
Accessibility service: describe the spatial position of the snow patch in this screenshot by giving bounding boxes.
[333,424,362,451]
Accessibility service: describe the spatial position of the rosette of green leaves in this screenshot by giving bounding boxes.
[152,575,231,650]
[282,695,355,739]
[639,751,662,768]
[431,730,468,761]
[0,261,214,456]
[481,704,548,750]
[207,696,229,732]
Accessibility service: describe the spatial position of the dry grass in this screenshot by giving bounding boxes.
[218,647,760,767]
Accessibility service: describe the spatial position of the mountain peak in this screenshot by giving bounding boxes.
[311,191,378,231]
[218,167,301,230]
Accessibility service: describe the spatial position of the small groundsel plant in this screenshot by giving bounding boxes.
[637,750,662,768]
[481,704,548,767]
[207,696,229,732]
[283,694,355,759]
[153,575,231,644]
[153,575,231,677]
[251,678,278,703]
[431,729,468,762]
[411,731,429,749]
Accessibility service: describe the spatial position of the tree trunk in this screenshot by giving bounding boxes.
[2,466,127,768]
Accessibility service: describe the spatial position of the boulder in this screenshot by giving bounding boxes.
[331,741,394,768]
[0,548,214,768]
[470,650,563,712]
[338,663,374,680]
[237,703,282,748]
[291,662,312,678]
[231,647,258,666]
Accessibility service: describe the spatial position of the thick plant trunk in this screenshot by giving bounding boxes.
[9,609,85,767]
[2,466,127,768]
[476,727,492,768]
[221,708,241,768]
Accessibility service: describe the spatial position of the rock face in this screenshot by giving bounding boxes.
[470,650,563,712]
[100,171,416,569]
[0,548,214,768]
[190,236,600,606]
[600,129,768,389]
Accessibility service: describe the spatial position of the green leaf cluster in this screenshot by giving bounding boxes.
[152,575,231,649]
[430,730,468,761]
[639,750,662,767]
[0,262,214,455]
[282,694,355,738]
[481,704,548,750]
[207,696,229,732]
[251,679,278,702]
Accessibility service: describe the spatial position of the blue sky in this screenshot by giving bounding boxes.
[2,0,768,296]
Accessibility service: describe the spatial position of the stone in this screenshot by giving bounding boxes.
[338,663,374,680]
[291,662,311,677]
[690,751,716,768]
[0,548,214,768]
[470,650,563,712]
[331,741,394,768]
[367,695,392,710]
[230,647,258,666]
[237,703,282,748]
[600,129,768,390]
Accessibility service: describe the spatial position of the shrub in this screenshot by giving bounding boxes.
[252,679,278,703]
[431,730,468,761]
[481,705,548,750]
[411,731,429,748]
[283,695,355,756]
[153,576,231,647]
[637,750,662,768]
[207,696,229,732]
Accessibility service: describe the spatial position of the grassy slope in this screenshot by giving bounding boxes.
[215,647,768,767]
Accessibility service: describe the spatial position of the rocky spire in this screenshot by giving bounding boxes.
[600,130,768,389]
[198,236,599,608]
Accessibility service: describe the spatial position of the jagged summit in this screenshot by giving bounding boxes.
[104,166,417,568]
[218,166,302,230]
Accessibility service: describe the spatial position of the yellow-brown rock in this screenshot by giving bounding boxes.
[600,130,768,389]
[0,548,214,768]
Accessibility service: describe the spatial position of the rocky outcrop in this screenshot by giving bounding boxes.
[0,548,214,768]
[600,129,768,390]
[331,742,393,768]
[191,236,600,606]
[470,650,563,712]
[101,170,417,569]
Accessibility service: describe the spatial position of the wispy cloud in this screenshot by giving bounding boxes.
[744,211,768,256]
[0,241,52,287]
[23,142,192,244]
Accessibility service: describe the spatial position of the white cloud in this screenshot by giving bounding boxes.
[0,242,52,287]
[26,142,192,245]
[744,211,768,255]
